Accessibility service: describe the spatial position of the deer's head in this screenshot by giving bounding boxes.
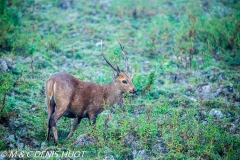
[115,72,136,94]
[101,40,137,94]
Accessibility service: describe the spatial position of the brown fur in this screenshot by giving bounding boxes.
[45,72,136,143]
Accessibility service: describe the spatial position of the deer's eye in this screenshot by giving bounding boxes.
[122,80,127,84]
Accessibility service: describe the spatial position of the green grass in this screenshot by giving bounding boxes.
[0,0,239,159]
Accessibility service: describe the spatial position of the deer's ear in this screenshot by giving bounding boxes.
[125,72,130,77]
[124,72,132,79]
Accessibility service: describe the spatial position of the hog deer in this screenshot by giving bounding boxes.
[45,40,136,143]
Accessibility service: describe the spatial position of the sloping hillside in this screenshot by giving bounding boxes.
[0,0,239,159]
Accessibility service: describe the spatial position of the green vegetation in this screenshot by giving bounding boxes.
[0,0,239,159]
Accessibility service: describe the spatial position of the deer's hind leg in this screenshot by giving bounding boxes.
[46,97,55,141]
[49,102,69,143]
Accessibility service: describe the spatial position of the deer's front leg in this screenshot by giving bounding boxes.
[67,117,81,138]
[89,115,97,125]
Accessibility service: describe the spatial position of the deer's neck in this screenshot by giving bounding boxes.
[103,81,122,106]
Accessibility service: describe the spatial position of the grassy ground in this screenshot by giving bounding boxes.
[0,0,240,159]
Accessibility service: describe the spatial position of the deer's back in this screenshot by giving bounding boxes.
[46,72,105,118]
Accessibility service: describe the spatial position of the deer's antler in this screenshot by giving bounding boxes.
[118,40,129,72]
[101,40,120,73]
